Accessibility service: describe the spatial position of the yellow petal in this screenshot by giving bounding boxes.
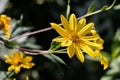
[67,44,75,58]
[96,38,104,46]
[24,56,33,62]
[20,52,24,59]
[22,63,35,69]
[78,23,94,36]
[15,66,21,74]
[53,38,67,42]
[80,43,97,58]
[85,41,103,50]
[4,55,14,64]
[3,27,11,39]
[82,36,98,40]
[13,52,21,61]
[76,46,84,63]
[100,55,108,70]
[5,59,13,64]
[4,54,12,60]
[8,65,15,71]
[69,14,77,31]
[60,15,70,31]
[61,40,72,46]
[76,18,86,32]
[50,23,68,38]
[91,30,97,36]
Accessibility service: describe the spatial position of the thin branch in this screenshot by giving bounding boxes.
[14,47,67,55]
[9,27,52,42]
[14,47,49,54]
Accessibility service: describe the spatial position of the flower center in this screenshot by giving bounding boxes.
[71,34,81,43]
[16,61,22,66]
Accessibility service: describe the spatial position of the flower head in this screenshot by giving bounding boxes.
[0,15,11,39]
[5,51,35,74]
[50,14,108,69]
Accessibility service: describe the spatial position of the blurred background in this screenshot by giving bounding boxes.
[0,0,120,80]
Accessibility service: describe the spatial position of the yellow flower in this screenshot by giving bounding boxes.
[50,14,108,69]
[0,15,11,39]
[5,51,35,74]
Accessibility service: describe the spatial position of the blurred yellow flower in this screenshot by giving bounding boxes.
[0,15,11,39]
[5,51,35,74]
[26,76,29,80]
[50,14,108,69]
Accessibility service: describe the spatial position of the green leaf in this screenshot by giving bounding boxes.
[42,53,67,66]
[111,28,120,58]
[100,5,108,11]
[113,28,120,42]
[68,0,70,4]
[4,41,19,49]
[66,4,70,19]
[111,42,120,58]
[11,14,23,35]
[42,53,68,75]
[49,41,61,51]
[87,1,95,14]
[50,54,67,66]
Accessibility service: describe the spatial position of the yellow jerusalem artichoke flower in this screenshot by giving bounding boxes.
[50,14,108,70]
[5,51,35,74]
[0,15,11,39]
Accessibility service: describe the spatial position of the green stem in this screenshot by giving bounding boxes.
[66,0,70,19]
[15,47,67,55]
[77,0,116,20]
